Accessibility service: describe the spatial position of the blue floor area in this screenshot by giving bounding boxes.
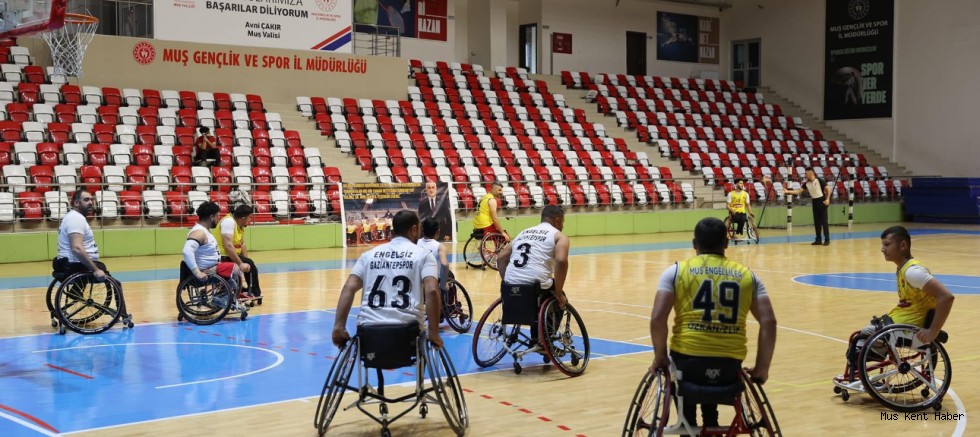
[0,310,649,436]
[794,273,980,295]
[1,228,977,292]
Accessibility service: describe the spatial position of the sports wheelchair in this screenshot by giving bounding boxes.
[45,258,134,335]
[623,362,782,436]
[724,212,760,245]
[832,314,951,412]
[463,228,508,271]
[314,322,468,437]
[471,283,590,377]
[175,261,256,325]
[440,272,474,333]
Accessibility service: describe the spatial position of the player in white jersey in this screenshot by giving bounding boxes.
[497,206,570,308]
[181,201,244,293]
[333,210,444,348]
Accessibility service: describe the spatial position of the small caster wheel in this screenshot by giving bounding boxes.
[543,354,551,364]
[247,300,255,308]
[833,386,841,394]
[840,390,849,401]
[240,311,248,321]
[178,314,184,322]
[127,320,134,329]
[420,403,428,418]
[379,403,388,415]
[59,326,66,335]
[256,297,263,305]
[932,402,943,411]
[51,319,58,328]
[513,362,522,374]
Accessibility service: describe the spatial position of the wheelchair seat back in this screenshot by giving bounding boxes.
[357,322,420,369]
[676,380,744,406]
[470,229,485,239]
[501,283,540,325]
[51,257,70,281]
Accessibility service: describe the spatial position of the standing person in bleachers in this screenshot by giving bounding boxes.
[56,191,109,280]
[785,167,832,245]
[726,179,753,240]
[496,205,570,308]
[472,182,509,242]
[650,217,777,432]
[214,205,262,303]
[418,181,452,242]
[332,210,443,349]
[194,127,219,167]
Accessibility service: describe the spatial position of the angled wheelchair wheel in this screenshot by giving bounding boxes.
[858,324,951,412]
[471,298,509,367]
[314,338,358,436]
[176,275,234,325]
[46,277,64,328]
[622,368,670,437]
[747,220,761,244]
[480,233,508,271]
[54,274,122,335]
[425,342,469,437]
[444,279,473,333]
[463,236,485,269]
[724,215,736,242]
[739,370,782,436]
[539,299,590,377]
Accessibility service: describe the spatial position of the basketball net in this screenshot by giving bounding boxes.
[41,13,98,79]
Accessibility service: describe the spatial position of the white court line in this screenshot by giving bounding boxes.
[577,308,649,320]
[32,342,285,389]
[0,409,59,437]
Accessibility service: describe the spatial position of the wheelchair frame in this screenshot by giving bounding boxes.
[314,331,468,437]
[175,273,253,325]
[46,272,134,335]
[832,323,951,412]
[441,277,474,333]
[623,364,782,437]
[724,212,760,245]
[471,294,590,377]
[463,230,509,271]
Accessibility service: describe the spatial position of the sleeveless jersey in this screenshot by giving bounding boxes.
[888,259,936,327]
[351,237,439,326]
[214,214,245,256]
[670,254,756,360]
[188,223,221,270]
[472,193,496,229]
[728,190,748,214]
[417,237,441,259]
[503,222,559,289]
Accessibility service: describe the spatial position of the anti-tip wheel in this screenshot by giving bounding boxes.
[420,403,428,418]
[240,311,248,321]
[513,362,522,374]
[833,386,842,394]
[841,390,850,401]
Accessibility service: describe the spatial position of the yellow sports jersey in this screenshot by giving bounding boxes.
[472,193,495,229]
[670,254,756,360]
[728,190,748,214]
[887,259,936,327]
[213,214,245,256]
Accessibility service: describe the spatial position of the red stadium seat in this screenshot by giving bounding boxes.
[119,191,143,218]
[29,165,54,193]
[17,192,45,220]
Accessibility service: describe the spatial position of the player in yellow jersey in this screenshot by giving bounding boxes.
[650,217,777,431]
[215,205,261,302]
[726,179,753,239]
[843,226,954,371]
[472,182,510,241]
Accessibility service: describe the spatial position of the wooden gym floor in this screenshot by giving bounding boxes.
[0,222,977,436]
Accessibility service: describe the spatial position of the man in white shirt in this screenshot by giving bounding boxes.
[332,210,443,349]
[182,201,244,293]
[56,191,108,281]
[785,167,832,245]
[496,205,570,308]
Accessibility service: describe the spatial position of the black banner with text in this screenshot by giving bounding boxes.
[824,0,893,120]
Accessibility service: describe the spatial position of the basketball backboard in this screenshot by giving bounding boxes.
[0,0,67,40]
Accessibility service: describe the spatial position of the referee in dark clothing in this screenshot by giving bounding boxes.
[786,167,832,245]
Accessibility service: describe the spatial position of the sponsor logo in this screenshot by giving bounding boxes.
[316,0,338,13]
[133,41,156,65]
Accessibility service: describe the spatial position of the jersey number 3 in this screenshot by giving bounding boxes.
[368,275,411,309]
[512,243,532,268]
[693,280,740,324]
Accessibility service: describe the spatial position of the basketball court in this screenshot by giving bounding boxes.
[1,223,978,436]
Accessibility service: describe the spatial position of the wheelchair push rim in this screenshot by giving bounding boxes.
[538,298,590,377]
[471,298,510,368]
[463,235,485,269]
[479,233,508,271]
[314,337,358,435]
[426,342,469,436]
[622,368,670,437]
[176,274,234,325]
[54,273,124,335]
[443,279,473,333]
[858,324,951,412]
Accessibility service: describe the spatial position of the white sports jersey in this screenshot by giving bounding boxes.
[503,222,559,288]
[187,223,220,270]
[58,210,99,263]
[351,236,439,326]
[417,237,441,259]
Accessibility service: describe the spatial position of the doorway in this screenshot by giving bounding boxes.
[731,39,761,88]
[626,31,647,76]
[519,23,538,74]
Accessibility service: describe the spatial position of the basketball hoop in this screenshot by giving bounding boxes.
[41,13,98,79]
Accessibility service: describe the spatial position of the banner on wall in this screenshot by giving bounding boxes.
[552,33,573,54]
[342,182,456,248]
[656,11,719,64]
[353,0,447,41]
[154,0,353,53]
[824,0,894,120]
